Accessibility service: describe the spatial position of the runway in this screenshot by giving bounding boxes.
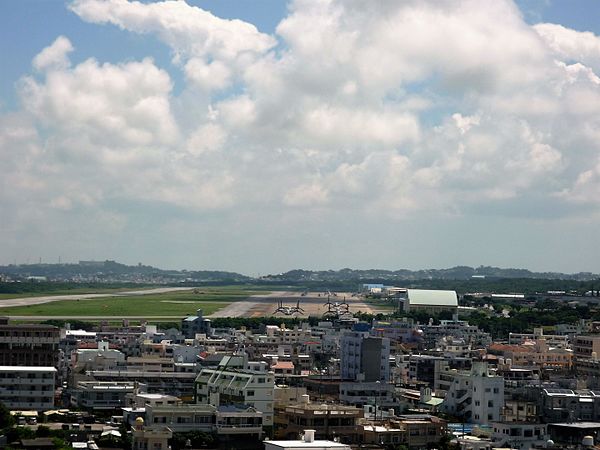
[0,289,388,320]
[0,287,194,308]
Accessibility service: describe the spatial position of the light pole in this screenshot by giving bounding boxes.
[374,380,380,424]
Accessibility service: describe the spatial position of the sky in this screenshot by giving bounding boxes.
[2,0,600,276]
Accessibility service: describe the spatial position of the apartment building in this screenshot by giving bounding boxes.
[145,403,263,438]
[361,415,448,449]
[131,418,171,450]
[491,422,547,449]
[0,318,60,367]
[574,335,600,359]
[0,366,56,410]
[371,319,420,345]
[489,340,573,370]
[421,318,491,349]
[340,331,390,382]
[440,362,504,424]
[274,395,361,443]
[88,369,197,399]
[339,380,399,410]
[540,388,600,422]
[195,355,275,426]
[70,381,142,410]
[71,341,125,371]
[508,328,568,347]
[181,309,212,339]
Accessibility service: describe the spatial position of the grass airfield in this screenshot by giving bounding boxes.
[0,286,391,320]
[0,287,266,318]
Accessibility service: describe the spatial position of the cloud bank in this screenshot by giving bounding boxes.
[2,0,600,272]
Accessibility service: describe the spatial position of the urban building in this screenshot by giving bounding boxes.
[181,309,212,339]
[0,318,60,367]
[574,335,600,359]
[70,381,143,410]
[403,289,458,313]
[339,380,399,410]
[540,388,600,422]
[265,430,350,450]
[361,415,448,449]
[144,402,264,438]
[131,417,171,450]
[87,369,197,400]
[340,331,390,382]
[195,355,275,426]
[440,362,504,424]
[0,366,56,410]
[274,394,361,443]
[491,422,547,449]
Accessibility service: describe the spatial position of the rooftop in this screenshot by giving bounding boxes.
[406,289,458,307]
[265,440,349,449]
[0,366,57,372]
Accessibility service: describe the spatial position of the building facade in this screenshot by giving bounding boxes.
[340,331,390,382]
[0,366,56,410]
[0,319,60,367]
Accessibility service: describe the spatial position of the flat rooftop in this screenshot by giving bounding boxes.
[0,366,57,372]
[549,422,600,429]
[265,441,349,449]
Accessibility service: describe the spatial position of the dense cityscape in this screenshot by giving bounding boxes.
[2,268,600,449]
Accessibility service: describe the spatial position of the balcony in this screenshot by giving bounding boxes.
[216,424,263,435]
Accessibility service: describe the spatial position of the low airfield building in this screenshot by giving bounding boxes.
[403,289,458,313]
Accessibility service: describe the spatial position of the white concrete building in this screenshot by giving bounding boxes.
[404,289,458,313]
[195,355,275,426]
[71,381,143,410]
[440,362,504,425]
[72,341,125,371]
[0,366,56,410]
[265,430,350,450]
[132,417,171,450]
[339,380,399,410]
[492,422,547,449]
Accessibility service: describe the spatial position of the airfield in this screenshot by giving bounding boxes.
[0,288,390,320]
[209,291,388,318]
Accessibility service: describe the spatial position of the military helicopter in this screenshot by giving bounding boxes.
[274,299,305,315]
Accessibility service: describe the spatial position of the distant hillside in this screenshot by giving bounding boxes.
[260,265,598,282]
[0,260,250,283]
[1,261,597,287]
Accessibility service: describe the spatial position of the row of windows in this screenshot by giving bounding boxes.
[474,400,494,407]
[0,373,54,379]
[0,330,58,338]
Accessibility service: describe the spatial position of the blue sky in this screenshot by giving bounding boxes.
[2,0,600,274]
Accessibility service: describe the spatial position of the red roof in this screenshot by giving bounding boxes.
[272,361,295,370]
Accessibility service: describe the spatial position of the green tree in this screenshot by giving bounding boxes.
[0,401,15,430]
